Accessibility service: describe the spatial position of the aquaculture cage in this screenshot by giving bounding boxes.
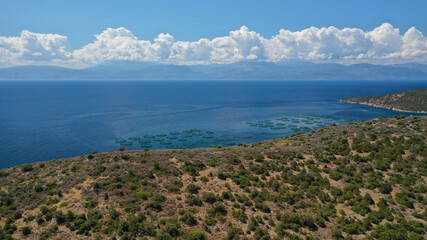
[193,133,203,136]
[198,140,209,144]
[169,131,180,135]
[183,130,193,134]
[115,139,127,143]
[203,135,214,138]
[154,138,165,141]
[139,139,151,143]
[271,127,282,130]
[178,138,187,142]
[288,124,297,127]
[167,136,178,139]
[129,137,141,140]
[224,141,236,146]
[160,141,172,145]
[182,134,193,138]
[191,129,201,132]
[144,135,155,139]
[156,134,167,137]
[141,144,152,148]
[183,142,195,146]
[209,144,221,147]
[206,131,215,134]
[214,138,224,141]
[121,142,133,146]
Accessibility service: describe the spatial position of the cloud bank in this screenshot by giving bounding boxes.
[0,23,426,67]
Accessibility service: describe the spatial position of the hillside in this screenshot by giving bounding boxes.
[341,88,427,113]
[0,116,426,240]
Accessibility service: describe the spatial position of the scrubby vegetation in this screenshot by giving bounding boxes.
[341,88,427,113]
[0,116,426,239]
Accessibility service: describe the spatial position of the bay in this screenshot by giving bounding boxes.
[0,80,426,169]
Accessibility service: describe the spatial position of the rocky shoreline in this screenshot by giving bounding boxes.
[340,99,427,113]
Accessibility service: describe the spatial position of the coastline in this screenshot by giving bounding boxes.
[340,99,427,114]
[0,116,426,240]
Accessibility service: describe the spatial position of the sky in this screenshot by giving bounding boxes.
[0,0,426,67]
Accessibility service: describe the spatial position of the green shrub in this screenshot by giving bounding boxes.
[162,218,181,237]
[379,182,393,194]
[207,158,221,167]
[188,230,207,240]
[146,201,163,212]
[55,210,66,224]
[209,202,227,216]
[21,226,32,236]
[232,210,248,223]
[224,226,244,240]
[21,164,33,172]
[202,192,217,204]
[34,183,43,192]
[186,184,201,194]
[185,194,203,206]
[204,216,217,226]
[180,212,197,226]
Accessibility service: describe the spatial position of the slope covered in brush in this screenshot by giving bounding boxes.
[0,116,426,240]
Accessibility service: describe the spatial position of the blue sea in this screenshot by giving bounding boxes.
[0,80,426,169]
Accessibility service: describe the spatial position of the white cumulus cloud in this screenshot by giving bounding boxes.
[0,23,426,67]
[401,27,427,60]
[0,30,70,66]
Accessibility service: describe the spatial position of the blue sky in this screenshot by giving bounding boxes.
[0,0,426,67]
[2,0,426,50]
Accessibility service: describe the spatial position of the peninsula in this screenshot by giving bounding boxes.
[341,88,427,113]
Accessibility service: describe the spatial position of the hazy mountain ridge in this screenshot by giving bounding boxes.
[1,62,427,80]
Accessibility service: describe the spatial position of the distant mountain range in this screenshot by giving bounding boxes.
[1,61,427,80]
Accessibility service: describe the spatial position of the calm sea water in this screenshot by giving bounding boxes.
[0,80,426,169]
